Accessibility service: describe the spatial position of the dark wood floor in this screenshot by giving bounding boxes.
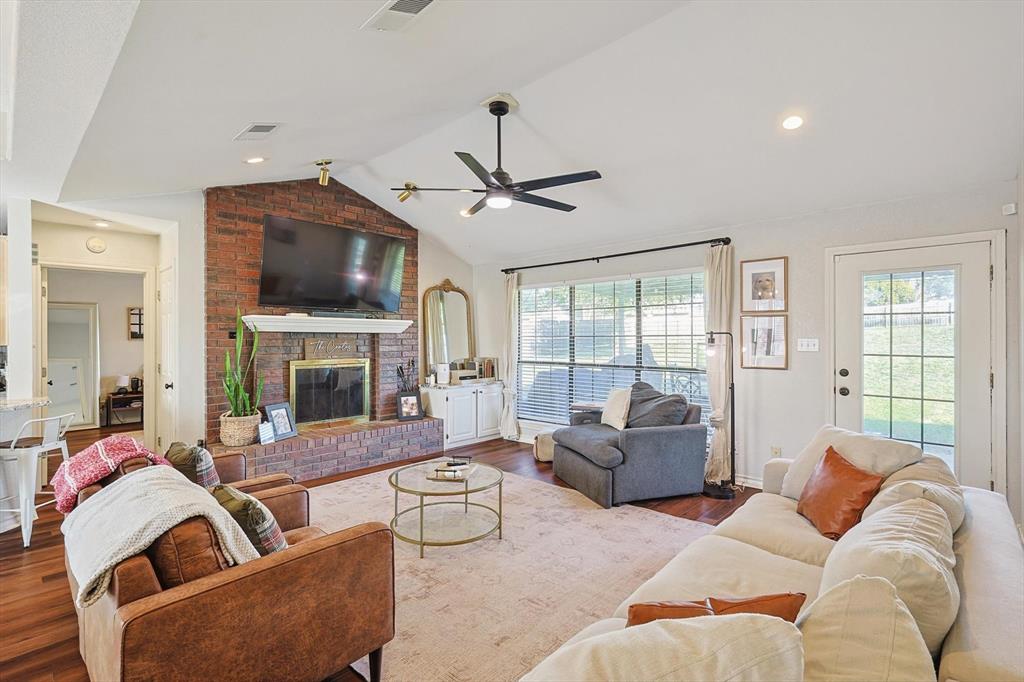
[0,430,755,681]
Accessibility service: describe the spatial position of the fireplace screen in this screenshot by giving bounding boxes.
[289,358,370,425]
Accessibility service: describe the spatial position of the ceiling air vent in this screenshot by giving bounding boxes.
[361,0,434,32]
[233,123,280,141]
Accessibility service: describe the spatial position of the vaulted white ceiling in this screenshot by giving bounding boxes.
[7,1,1023,263]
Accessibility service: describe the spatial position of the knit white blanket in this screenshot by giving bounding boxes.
[62,465,260,608]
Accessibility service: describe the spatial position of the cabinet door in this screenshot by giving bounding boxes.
[446,390,478,445]
[476,387,503,438]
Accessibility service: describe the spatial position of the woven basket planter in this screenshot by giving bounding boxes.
[219,412,261,447]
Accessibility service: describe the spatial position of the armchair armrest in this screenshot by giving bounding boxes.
[761,458,793,495]
[212,451,247,483]
[570,410,603,426]
[618,423,708,461]
[115,522,395,682]
[232,473,295,494]
[251,484,308,532]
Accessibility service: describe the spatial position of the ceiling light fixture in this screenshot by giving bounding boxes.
[485,189,513,210]
[459,209,472,218]
[93,221,110,227]
[782,115,804,130]
[315,159,333,186]
[397,182,417,202]
[245,157,266,164]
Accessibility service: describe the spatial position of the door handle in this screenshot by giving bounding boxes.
[164,383,174,390]
[838,387,850,396]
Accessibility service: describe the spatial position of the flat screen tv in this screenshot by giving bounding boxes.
[258,215,407,312]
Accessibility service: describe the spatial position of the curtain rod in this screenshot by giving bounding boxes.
[500,237,731,274]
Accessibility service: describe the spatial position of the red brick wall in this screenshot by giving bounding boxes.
[205,178,418,442]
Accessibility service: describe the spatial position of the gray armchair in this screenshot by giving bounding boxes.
[552,384,707,508]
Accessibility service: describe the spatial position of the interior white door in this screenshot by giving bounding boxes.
[157,265,177,452]
[476,386,502,438]
[833,241,993,488]
[446,389,478,445]
[46,303,99,428]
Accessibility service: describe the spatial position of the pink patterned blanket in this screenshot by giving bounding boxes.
[50,434,170,514]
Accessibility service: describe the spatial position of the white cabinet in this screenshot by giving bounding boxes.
[421,382,504,449]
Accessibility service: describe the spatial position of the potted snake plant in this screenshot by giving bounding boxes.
[219,308,265,446]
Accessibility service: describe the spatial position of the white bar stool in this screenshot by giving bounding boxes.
[0,413,75,547]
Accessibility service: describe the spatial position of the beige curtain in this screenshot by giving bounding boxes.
[704,244,734,483]
[499,272,520,440]
[425,290,448,367]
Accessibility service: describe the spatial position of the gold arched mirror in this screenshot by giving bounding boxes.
[422,278,475,373]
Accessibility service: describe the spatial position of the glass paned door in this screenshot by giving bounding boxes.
[861,269,956,469]
[833,241,993,489]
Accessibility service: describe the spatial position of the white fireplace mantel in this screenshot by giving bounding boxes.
[241,314,413,335]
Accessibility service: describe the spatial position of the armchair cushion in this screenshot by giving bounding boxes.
[626,382,687,428]
[553,424,624,468]
[211,485,288,556]
[165,442,220,488]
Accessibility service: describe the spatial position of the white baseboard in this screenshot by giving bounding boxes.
[736,474,763,491]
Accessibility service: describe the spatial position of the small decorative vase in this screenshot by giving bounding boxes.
[219,412,261,447]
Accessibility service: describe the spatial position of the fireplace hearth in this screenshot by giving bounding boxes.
[289,358,370,425]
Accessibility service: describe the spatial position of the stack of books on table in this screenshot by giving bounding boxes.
[428,456,476,481]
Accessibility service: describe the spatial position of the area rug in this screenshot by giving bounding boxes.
[309,464,712,682]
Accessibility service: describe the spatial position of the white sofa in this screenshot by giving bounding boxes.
[528,456,1024,682]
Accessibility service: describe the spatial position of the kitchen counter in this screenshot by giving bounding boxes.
[0,397,51,412]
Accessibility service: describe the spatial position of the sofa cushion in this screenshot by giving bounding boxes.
[522,614,804,682]
[626,381,687,428]
[781,425,922,500]
[865,454,964,532]
[627,593,806,627]
[820,497,957,655]
[613,535,824,619]
[560,618,627,648]
[600,386,632,430]
[798,575,935,682]
[552,424,624,468]
[712,493,836,566]
[145,516,228,589]
[797,446,884,540]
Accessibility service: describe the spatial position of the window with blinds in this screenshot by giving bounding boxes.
[517,272,709,425]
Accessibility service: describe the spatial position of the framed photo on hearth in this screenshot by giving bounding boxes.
[740,256,788,312]
[397,391,423,421]
[740,315,788,370]
[265,402,298,439]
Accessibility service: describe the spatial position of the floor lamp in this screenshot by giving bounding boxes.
[703,330,736,500]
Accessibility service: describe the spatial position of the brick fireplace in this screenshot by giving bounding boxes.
[205,178,441,480]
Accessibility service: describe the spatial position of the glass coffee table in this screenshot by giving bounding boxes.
[387,460,503,558]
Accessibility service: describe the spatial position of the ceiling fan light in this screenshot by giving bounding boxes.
[486,191,512,209]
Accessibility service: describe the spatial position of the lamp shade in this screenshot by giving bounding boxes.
[115,375,130,388]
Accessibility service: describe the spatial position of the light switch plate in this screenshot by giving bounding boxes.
[797,338,820,352]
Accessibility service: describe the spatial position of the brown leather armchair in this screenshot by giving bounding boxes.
[65,453,395,682]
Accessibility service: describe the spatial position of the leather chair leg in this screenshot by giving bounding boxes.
[369,647,383,682]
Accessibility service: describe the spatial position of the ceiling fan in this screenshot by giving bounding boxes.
[391,98,601,216]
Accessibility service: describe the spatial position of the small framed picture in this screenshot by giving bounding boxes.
[741,256,788,312]
[265,402,298,439]
[741,316,788,370]
[127,306,144,339]
[258,421,276,445]
[397,391,423,421]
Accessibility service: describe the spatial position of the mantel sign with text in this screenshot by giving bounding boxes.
[304,338,355,359]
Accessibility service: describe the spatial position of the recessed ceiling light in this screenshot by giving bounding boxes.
[782,115,804,130]
[459,209,472,218]
[93,221,110,227]
[245,157,266,164]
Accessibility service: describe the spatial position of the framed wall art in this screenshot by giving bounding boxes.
[740,256,788,312]
[740,315,788,369]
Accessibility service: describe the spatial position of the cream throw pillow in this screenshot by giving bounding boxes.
[798,575,936,682]
[781,425,923,500]
[521,614,803,682]
[820,498,957,656]
[865,455,965,531]
[600,386,632,430]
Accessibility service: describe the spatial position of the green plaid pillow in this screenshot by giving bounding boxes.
[165,442,221,489]
[211,485,287,556]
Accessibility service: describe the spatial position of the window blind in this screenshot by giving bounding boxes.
[517,273,710,426]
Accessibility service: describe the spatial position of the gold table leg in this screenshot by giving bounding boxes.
[498,480,503,540]
[419,494,425,559]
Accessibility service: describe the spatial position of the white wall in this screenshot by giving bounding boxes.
[47,269,144,393]
[474,180,1022,520]
[417,233,475,377]
[4,198,32,397]
[33,221,158,268]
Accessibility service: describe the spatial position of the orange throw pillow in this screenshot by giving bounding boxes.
[797,446,884,540]
[626,593,806,627]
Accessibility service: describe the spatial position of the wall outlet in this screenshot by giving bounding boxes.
[770,446,782,457]
[1001,203,1017,216]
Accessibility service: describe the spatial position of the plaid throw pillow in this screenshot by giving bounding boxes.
[165,442,221,489]
[211,485,287,556]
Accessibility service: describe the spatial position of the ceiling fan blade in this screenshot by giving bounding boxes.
[455,152,501,188]
[388,187,485,192]
[514,170,602,193]
[463,196,488,216]
[513,193,576,212]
